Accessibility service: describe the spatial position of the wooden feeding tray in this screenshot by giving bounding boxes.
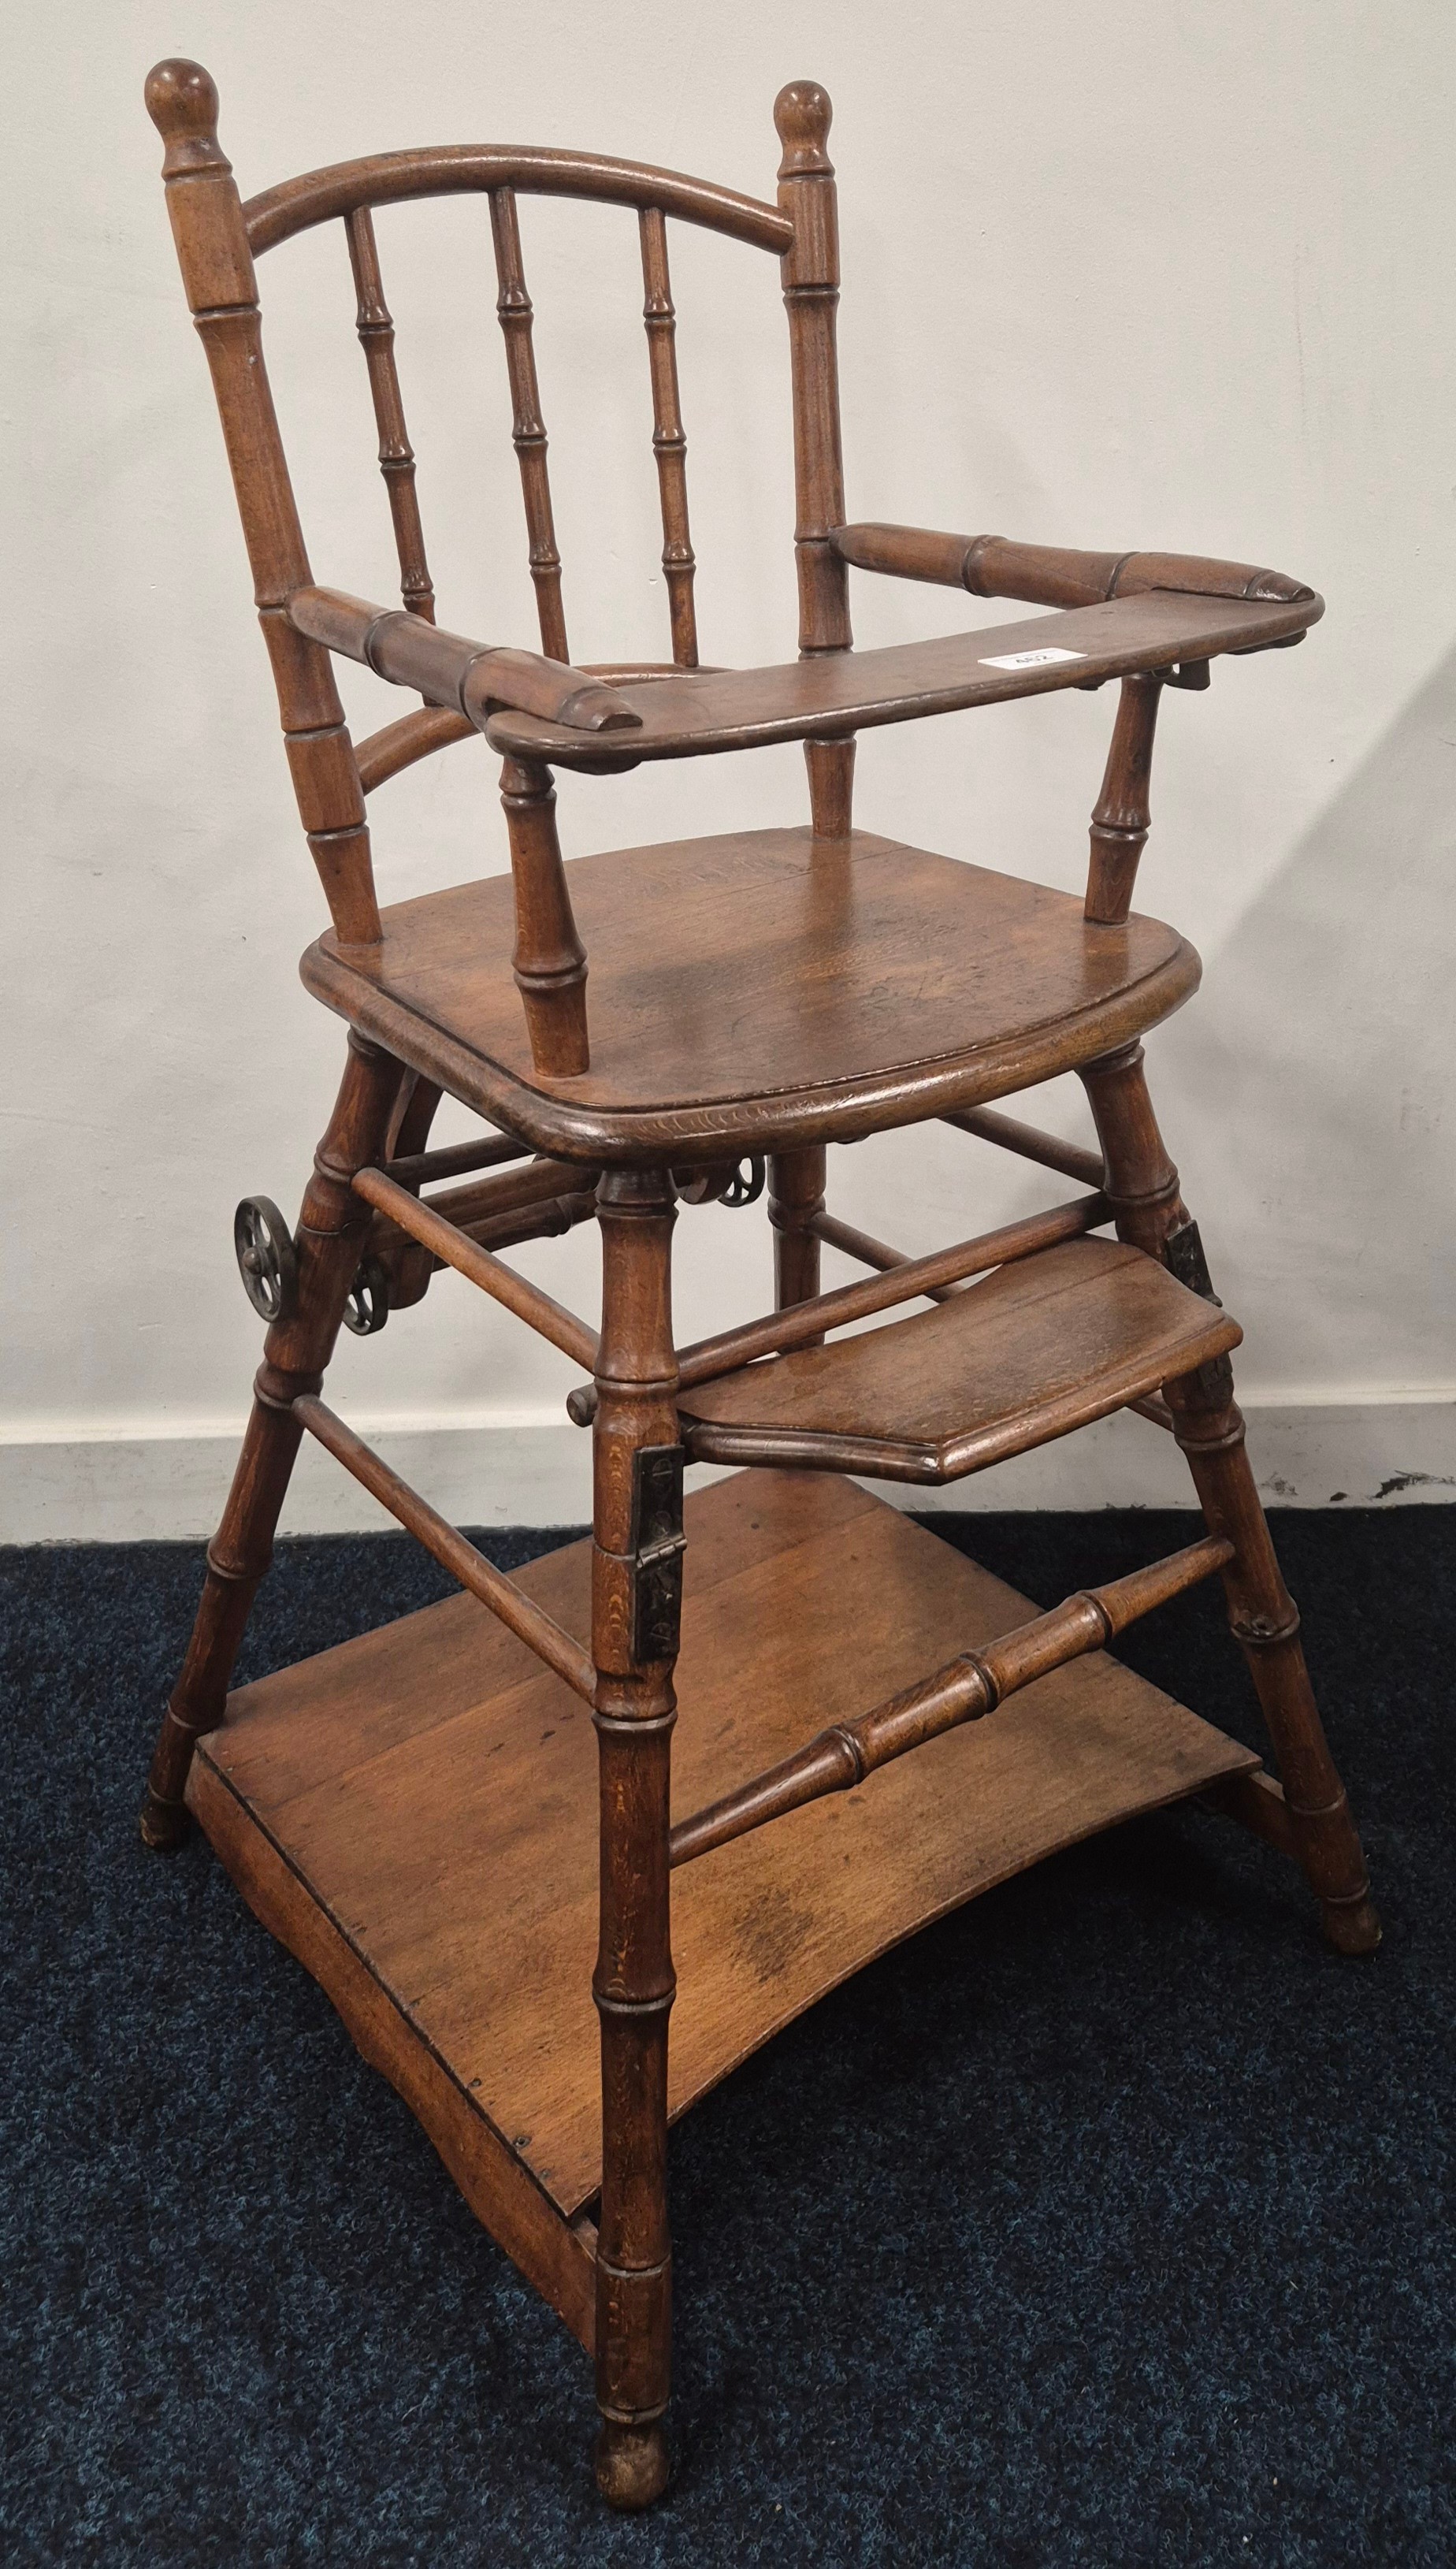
[188,1470,1259,2350]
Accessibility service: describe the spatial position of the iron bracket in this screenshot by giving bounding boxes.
[630,1444,686,1664]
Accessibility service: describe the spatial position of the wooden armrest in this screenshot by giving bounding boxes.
[830,523,1319,616]
[286,586,643,733]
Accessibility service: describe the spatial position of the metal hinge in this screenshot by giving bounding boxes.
[630,1444,686,1664]
[1164,1217,1221,1305]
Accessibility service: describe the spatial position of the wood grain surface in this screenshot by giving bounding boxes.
[485,590,1314,768]
[303,830,1200,1160]
[679,1236,1242,1481]
[191,1473,1258,2230]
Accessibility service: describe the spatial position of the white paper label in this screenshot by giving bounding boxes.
[979,645,1086,671]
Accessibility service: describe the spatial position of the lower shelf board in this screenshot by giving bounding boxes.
[189,1469,1258,2344]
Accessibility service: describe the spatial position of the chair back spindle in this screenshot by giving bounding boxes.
[638,209,698,669]
[489,188,570,664]
[344,207,436,620]
[774,82,855,838]
[146,60,381,945]
[147,62,851,1003]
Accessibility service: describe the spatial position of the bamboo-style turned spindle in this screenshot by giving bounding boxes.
[591,1168,680,2510]
[638,210,698,669]
[344,206,436,619]
[351,1162,598,1363]
[497,753,590,1075]
[139,1032,403,1848]
[670,1536,1234,1868]
[145,61,382,946]
[775,80,855,838]
[1081,1043,1380,1955]
[1085,673,1163,924]
[768,1144,826,1322]
[490,186,569,664]
[565,1188,1115,1429]
[295,1394,595,1698]
[942,1105,1107,1192]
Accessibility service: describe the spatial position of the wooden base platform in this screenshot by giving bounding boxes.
[188,1471,1259,2350]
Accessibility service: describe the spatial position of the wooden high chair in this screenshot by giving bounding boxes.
[141,59,1378,2509]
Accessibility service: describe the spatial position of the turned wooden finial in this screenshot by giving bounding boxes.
[774,81,834,177]
[145,59,229,174]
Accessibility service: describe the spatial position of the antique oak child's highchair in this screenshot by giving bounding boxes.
[141,59,1378,2509]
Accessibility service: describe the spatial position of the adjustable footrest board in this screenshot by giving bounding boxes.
[678,1236,1242,1482]
[188,1471,1258,2340]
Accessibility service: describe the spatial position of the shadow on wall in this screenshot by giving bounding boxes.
[1161,637,1456,1486]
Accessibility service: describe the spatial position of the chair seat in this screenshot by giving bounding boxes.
[303,827,1199,1161]
[679,1236,1242,1482]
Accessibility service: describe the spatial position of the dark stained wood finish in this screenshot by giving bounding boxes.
[189,1750,600,2351]
[139,1032,404,1847]
[678,1236,1242,1482]
[768,1145,825,1322]
[669,1533,1233,1866]
[303,831,1202,1161]
[676,1195,1111,1389]
[831,519,1321,612]
[775,80,854,838]
[490,187,570,664]
[485,589,1316,768]
[287,585,638,732]
[496,754,591,1074]
[639,210,698,669]
[144,60,382,947]
[344,207,435,619]
[243,148,793,258]
[294,1392,596,1697]
[559,1195,1116,1433]
[1086,674,1162,925]
[146,57,1376,2508]
[188,1470,1259,2216]
[351,1163,599,1364]
[355,704,475,793]
[943,1103,1106,1191]
[589,1166,679,2505]
[1081,1043,1380,1955]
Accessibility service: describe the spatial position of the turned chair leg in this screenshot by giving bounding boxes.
[767,1144,826,1319]
[139,1033,404,1849]
[590,1167,680,2508]
[1169,1378,1380,1953]
[1079,1042,1380,1955]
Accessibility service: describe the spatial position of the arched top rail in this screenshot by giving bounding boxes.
[243,146,795,258]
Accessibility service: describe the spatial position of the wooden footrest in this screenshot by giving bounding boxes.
[188,1473,1258,2344]
[679,1236,1241,1482]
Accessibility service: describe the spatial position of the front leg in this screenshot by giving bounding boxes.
[1079,1042,1380,1954]
[591,1166,680,2507]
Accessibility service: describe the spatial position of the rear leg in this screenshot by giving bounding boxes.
[139,1032,403,1847]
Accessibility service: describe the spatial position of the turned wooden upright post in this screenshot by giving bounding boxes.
[591,1169,680,2508]
[1079,1043,1380,1954]
[145,61,381,947]
[767,1143,826,1322]
[497,755,590,1076]
[140,1035,403,1846]
[776,81,855,840]
[1086,674,1162,924]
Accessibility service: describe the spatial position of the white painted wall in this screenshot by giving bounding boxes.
[5,0,1454,1537]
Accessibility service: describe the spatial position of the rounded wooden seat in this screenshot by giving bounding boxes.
[303,827,1200,1159]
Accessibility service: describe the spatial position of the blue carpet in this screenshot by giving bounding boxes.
[2,1508,1452,2567]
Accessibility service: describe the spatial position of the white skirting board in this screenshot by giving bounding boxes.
[2,1396,1453,1542]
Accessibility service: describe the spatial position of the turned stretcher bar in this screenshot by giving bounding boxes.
[670,1534,1234,1866]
